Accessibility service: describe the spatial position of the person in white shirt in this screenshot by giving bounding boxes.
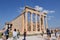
[13,29,17,40]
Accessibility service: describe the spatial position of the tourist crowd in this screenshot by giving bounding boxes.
[0,26,60,40]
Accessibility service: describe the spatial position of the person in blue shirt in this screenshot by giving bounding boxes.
[4,27,9,40]
[46,28,51,37]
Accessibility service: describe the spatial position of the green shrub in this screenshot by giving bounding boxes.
[0,33,2,38]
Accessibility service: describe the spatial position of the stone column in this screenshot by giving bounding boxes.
[46,15,48,29]
[35,14,37,31]
[30,13,33,31]
[23,14,25,33]
[25,11,28,31]
[38,15,40,31]
[39,13,42,33]
[42,15,45,32]
[41,15,44,32]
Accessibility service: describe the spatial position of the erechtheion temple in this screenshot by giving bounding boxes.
[5,6,48,35]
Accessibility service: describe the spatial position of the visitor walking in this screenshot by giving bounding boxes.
[17,30,20,39]
[0,26,10,40]
[4,27,10,40]
[23,29,26,40]
[46,28,51,37]
[55,29,57,38]
[2,33,6,40]
[13,29,18,40]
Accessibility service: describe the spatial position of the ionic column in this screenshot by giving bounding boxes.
[30,13,33,31]
[46,15,48,29]
[35,14,37,31]
[39,13,42,33]
[23,14,25,33]
[25,11,28,31]
[41,15,44,32]
[42,15,45,32]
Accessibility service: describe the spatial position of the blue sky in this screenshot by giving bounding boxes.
[0,0,60,29]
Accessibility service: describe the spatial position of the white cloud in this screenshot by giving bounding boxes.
[34,5,55,14]
[34,5,43,11]
[49,11,55,13]
[43,10,49,13]
[17,7,24,13]
[19,7,25,10]
[47,16,54,20]
[43,10,55,14]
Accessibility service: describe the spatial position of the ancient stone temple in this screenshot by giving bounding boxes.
[5,6,48,35]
